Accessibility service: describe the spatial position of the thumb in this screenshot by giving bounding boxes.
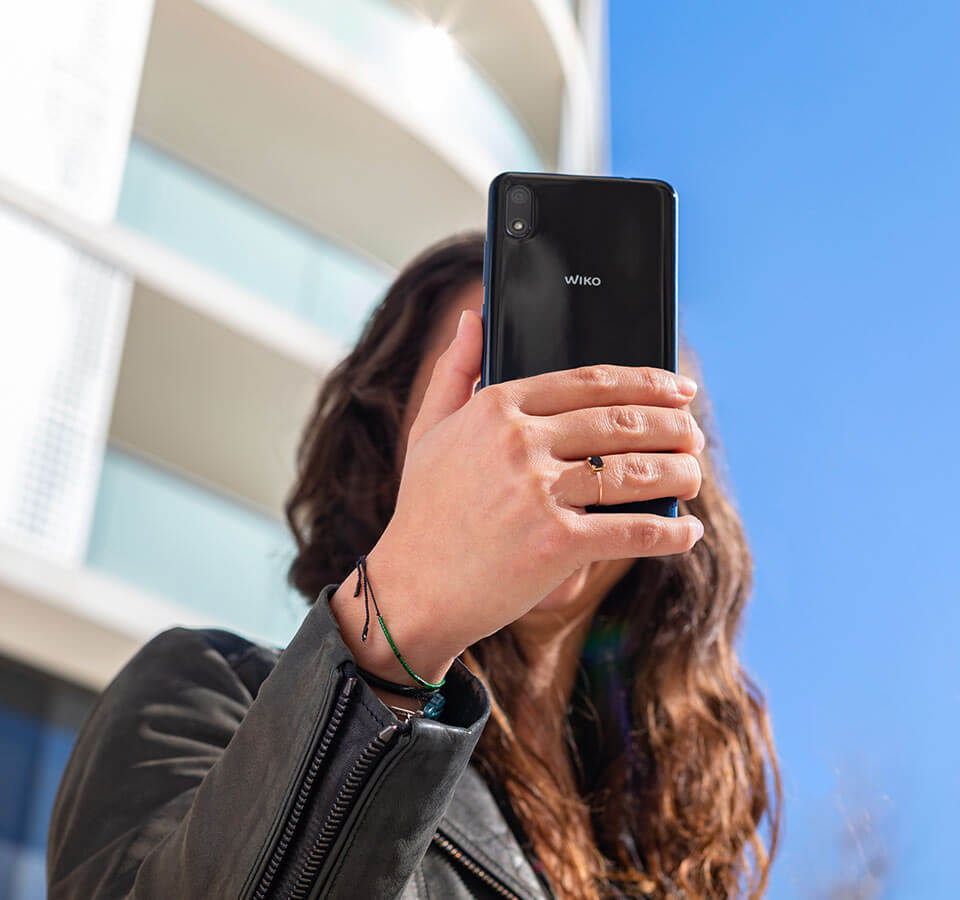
[408,308,483,446]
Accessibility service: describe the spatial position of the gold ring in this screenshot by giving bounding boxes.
[586,455,604,506]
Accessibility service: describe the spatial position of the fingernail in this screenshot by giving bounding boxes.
[691,518,704,540]
[676,375,697,396]
[456,310,468,338]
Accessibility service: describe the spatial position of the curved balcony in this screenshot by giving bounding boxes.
[267,0,542,174]
[404,0,599,171]
[85,446,308,647]
[0,174,340,518]
[0,444,309,691]
[135,0,548,268]
[116,137,390,344]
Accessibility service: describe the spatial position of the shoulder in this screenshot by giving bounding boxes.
[99,625,282,716]
[47,626,283,876]
[55,624,285,811]
[58,624,284,783]
[141,625,282,698]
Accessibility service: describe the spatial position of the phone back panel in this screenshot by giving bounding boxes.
[481,172,678,517]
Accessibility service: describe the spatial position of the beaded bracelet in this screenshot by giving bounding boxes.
[353,554,445,690]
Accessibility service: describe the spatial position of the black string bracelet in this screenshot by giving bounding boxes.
[352,553,447,696]
[354,665,442,701]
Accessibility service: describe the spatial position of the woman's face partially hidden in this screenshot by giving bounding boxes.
[395,280,635,628]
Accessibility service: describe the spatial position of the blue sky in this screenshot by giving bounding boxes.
[609,1,960,896]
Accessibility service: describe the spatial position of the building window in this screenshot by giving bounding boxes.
[0,657,95,900]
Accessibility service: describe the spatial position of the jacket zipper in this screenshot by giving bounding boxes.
[251,670,359,900]
[432,831,525,900]
[286,720,405,899]
[250,664,532,900]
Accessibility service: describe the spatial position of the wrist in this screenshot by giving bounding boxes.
[328,546,463,689]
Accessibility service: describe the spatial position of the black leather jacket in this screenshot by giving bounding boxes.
[47,583,557,900]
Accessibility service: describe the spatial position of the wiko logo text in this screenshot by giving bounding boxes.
[563,275,602,286]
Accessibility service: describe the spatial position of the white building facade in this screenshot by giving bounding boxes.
[0,2,607,895]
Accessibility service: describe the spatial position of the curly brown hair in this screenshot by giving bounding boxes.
[284,231,782,898]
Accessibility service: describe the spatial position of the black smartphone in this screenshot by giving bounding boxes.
[479,172,679,517]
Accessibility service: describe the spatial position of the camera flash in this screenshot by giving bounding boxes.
[512,220,524,231]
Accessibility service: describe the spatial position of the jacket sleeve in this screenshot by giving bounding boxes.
[46,582,491,900]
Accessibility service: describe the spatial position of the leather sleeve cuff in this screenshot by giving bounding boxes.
[244,584,490,900]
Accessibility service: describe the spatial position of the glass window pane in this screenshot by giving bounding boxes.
[0,656,95,900]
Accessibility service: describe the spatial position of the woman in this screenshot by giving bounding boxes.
[47,232,781,899]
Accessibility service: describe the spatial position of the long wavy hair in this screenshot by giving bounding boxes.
[284,232,782,898]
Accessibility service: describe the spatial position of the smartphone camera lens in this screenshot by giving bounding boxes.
[505,185,534,239]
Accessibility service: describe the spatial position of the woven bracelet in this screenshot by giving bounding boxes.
[353,553,447,691]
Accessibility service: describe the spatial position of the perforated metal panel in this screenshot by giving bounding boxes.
[0,204,130,564]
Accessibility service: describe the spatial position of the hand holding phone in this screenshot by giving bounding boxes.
[480,172,680,516]
[371,309,704,660]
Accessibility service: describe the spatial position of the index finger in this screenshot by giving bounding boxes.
[499,364,697,417]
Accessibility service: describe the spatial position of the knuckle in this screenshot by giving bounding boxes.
[526,465,557,505]
[574,364,616,391]
[471,386,501,423]
[636,366,664,395]
[674,409,698,441]
[627,455,659,486]
[634,518,663,553]
[478,384,510,417]
[609,404,646,435]
[501,416,536,460]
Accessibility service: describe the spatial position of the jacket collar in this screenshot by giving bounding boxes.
[439,763,554,900]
